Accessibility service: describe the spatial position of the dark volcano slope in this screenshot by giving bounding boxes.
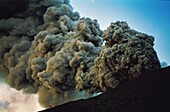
[41,66,170,112]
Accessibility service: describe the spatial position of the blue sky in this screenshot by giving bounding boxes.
[71,0,170,65]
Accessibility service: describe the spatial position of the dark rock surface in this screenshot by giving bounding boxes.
[41,66,170,112]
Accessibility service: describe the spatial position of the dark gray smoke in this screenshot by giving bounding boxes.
[0,0,29,19]
[0,0,160,108]
[89,21,160,92]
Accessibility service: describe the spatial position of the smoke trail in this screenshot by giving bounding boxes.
[0,0,160,108]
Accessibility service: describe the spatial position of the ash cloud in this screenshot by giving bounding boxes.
[89,21,160,91]
[0,0,160,109]
[0,0,28,19]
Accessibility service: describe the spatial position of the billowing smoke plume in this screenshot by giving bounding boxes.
[88,21,160,91]
[0,0,160,108]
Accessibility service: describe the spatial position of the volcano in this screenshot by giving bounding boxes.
[41,66,170,112]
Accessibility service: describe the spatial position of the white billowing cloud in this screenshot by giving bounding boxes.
[0,83,44,112]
